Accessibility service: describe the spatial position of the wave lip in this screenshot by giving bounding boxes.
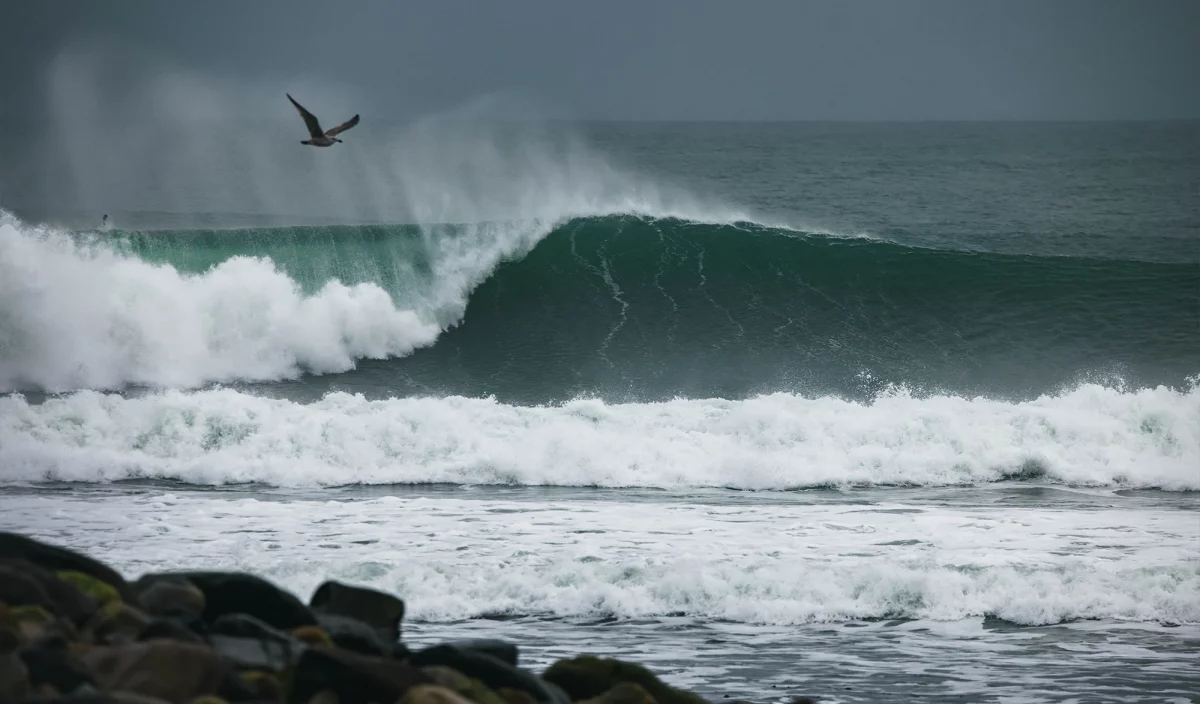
[2,382,1196,490]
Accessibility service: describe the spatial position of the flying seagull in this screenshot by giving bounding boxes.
[287,94,359,147]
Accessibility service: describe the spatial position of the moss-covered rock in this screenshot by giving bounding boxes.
[82,601,152,645]
[421,666,473,691]
[10,605,54,623]
[497,687,540,704]
[542,657,705,704]
[420,665,507,704]
[58,571,122,607]
[1,561,99,626]
[401,684,477,704]
[411,645,562,704]
[240,670,285,702]
[578,683,655,704]
[291,625,334,648]
[137,579,206,619]
[0,533,132,603]
[11,604,56,643]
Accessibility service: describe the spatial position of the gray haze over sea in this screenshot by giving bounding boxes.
[2,5,1200,701]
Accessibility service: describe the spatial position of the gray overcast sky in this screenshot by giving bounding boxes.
[3,0,1199,120]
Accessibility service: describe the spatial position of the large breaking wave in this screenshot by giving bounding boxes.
[2,210,1195,397]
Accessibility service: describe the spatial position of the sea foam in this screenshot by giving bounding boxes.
[2,382,1196,490]
[2,491,1196,626]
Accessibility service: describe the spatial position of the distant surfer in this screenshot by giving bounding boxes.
[100,213,111,232]
[287,94,360,147]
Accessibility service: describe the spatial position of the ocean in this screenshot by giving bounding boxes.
[1,120,1198,702]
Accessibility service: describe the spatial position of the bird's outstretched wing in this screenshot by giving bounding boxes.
[287,94,324,139]
[325,114,360,137]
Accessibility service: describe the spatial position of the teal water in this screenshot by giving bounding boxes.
[103,215,1198,404]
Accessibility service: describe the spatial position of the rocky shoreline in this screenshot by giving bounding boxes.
[0,532,813,704]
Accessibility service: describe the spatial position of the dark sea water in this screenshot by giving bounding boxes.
[1,121,1198,702]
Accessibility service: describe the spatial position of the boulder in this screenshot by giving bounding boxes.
[290,626,334,648]
[57,571,122,607]
[11,605,56,643]
[0,564,55,613]
[208,636,299,674]
[18,635,96,695]
[0,650,30,701]
[212,667,266,703]
[304,690,339,704]
[210,614,293,647]
[410,645,565,704]
[237,670,285,703]
[137,619,206,645]
[421,666,473,690]
[0,533,132,603]
[0,560,99,626]
[134,573,316,631]
[0,606,19,651]
[443,640,519,667]
[420,665,506,704]
[82,640,227,704]
[290,646,428,704]
[82,602,152,646]
[312,614,390,656]
[401,684,476,704]
[541,657,706,704]
[9,607,80,646]
[207,613,305,672]
[497,688,539,704]
[137,579,206,620]
[308,582,405,643]
[577,684,655,704]
[5,696,172,704]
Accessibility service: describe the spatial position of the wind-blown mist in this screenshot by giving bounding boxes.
[1,43,760,393]
[33,41,744,227]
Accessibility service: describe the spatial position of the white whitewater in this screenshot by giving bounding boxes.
[1,382,1196,490]
[0,489,1195,626]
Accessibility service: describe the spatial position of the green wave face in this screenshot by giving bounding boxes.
[113,222,438,297]
[100,216,1199,403]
